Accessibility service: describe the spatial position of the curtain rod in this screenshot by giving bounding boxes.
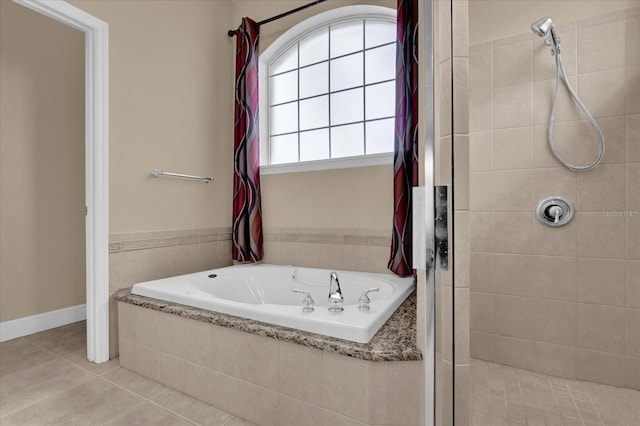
[227,0,327,37]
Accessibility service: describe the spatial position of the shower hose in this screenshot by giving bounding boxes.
[548,51,605,171]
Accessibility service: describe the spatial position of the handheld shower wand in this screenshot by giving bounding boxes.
[531,16,560,55]
[531,16,605,171]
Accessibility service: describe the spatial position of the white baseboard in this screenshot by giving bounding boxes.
[0,304,86,343]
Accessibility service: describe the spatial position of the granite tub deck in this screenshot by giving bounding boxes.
[116,288,424,426]
[115,288,422,362]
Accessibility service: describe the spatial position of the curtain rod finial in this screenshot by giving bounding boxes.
[228,29,237,37]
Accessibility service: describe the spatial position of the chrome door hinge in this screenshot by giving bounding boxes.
[434,186,448,270]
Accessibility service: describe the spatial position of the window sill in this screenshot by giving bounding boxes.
[260,152,393,175]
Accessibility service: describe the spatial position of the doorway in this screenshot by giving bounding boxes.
[3,0,109,363]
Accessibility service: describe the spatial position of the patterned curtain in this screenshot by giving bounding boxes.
[232,18,263,263]
[388,0,419,277]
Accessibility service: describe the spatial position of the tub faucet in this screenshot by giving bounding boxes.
[328,271,343,312]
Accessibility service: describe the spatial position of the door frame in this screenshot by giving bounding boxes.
[422,1,436,424]
[14,0,109,363]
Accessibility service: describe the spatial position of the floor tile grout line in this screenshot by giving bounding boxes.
[84,358,245,425]
[99,370,238,426]
[575,386,605,425]
[60,352,121,377]
[96,399,147,426]
[145,399,203,426]
[0,366,122,421]
[96,372,203,425]
[589,386,622,425]
[2,339,157,425]
[27,337,116,379]
[22,326,125,379]
[149,387,171,401]
[0,344,100,419]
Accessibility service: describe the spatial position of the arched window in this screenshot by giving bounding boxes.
[259,6,397,174]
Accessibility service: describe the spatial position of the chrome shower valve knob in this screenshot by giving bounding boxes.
[536,196,574,228]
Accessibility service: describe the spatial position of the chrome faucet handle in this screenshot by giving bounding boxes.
[292,288,314,312]
[358,287,380,311]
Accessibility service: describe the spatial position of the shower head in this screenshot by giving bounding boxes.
[531,16,553,37]
[531,16,560,54]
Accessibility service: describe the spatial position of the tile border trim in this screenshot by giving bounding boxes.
[109,227,392,254]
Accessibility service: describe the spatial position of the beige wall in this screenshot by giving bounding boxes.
[262,166,391,229]
[469,0,639,44]
[468,8,640,390]
[71,0,235,234]
[0,1,86,321]
[70,0,399,237]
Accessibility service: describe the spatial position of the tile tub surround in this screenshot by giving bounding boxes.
[468,9,640,390]
[108,227,235,358]
[108,227,398,358]
[109,227,235,291]
[261,227,395,275]
[115,289,421,362]
[109,227,397,297]
[116,294,423,426]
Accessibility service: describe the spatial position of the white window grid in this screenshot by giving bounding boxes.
[266,18,396,166]
[258,6,397,174]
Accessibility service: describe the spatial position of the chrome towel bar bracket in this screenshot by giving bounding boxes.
[151,169,213,183]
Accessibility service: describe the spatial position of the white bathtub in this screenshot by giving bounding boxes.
[131,264,415,343]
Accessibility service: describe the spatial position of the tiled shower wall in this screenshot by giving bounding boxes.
[468,9,640,389]
[107,227,394,357]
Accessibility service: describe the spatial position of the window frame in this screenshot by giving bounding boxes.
[259,5,397,175]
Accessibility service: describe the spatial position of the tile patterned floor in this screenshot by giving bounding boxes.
[4,323,640,426]
[0,321,255,426]
[470,358,640,426]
